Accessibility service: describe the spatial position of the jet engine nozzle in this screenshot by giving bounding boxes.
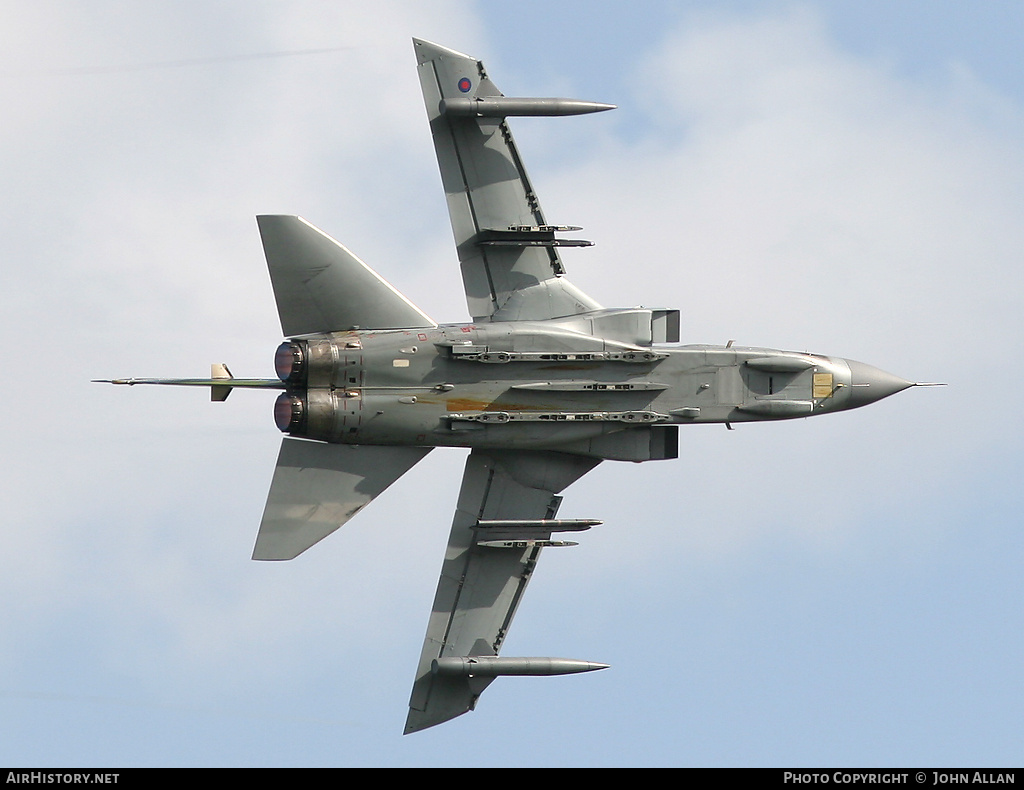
[274,392,305,433]
[275,341,307,384]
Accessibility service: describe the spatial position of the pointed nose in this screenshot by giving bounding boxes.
[843,359,913,409]
[839,360,913,407]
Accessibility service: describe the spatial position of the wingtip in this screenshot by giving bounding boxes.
[403,704,475,733]
[412,37,477,63]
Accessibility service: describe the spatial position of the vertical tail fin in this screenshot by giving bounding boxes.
[257,215,435,336]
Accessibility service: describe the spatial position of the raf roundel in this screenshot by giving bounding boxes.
[457,76,472,93]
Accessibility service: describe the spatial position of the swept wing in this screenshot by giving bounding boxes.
[405,449,601,733]
[414,38,610,322]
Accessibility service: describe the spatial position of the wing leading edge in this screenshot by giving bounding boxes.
[414,38,609,323]
[405,449,602,734]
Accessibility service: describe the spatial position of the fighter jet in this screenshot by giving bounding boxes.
[99,39,928,733]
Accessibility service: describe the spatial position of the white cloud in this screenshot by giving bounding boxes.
[0,0,484,668]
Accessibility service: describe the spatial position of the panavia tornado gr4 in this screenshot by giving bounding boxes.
[100,39,930,733]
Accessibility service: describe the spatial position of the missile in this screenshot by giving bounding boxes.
[736,399,814,416]
[475,519,602,531]
[432,656,609,677]
[744,356,817,373]
[441,96,616,118]
[476,540,579,548]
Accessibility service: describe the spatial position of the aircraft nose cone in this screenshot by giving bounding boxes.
[844,359,914,408]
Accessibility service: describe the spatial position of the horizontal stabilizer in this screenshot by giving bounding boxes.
[253,438,431,560]
[257,215,435,336]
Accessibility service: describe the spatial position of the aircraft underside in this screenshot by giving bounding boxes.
[100,37,921,733]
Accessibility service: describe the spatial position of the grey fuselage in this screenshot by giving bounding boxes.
[273,309,909,460]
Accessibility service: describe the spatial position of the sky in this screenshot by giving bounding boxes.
[1,0,1022,768]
